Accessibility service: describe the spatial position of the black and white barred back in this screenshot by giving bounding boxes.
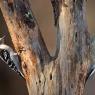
[0,49,23,77]
[0,49,9,62]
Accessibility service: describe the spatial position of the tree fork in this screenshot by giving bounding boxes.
[0,0,92,95]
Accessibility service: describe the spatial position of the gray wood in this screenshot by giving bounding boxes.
[0,0,92,95]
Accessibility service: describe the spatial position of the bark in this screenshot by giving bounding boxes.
[0,0,91,95]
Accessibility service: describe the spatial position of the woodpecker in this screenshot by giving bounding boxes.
[85,64,95,83]
[0,44,24,78]
[85,36,95,83]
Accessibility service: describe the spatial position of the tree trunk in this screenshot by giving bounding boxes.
[0,0,91,95]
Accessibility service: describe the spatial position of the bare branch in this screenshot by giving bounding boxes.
[0,0,92,95]
[0,0,51,65]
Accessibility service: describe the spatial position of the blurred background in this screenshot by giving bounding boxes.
[0,0,95,95]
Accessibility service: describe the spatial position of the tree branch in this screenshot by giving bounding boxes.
[0,0,51,65]
[0,0,92,95]
[51,0,91,94]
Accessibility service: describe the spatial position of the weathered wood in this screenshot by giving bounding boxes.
[0,0,52,95]
[57,0,91,95]
[0,0,91,95]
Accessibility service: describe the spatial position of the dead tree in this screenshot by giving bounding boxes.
[0,0,92,95]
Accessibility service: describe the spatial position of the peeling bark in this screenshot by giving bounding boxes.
[0,0,91,95]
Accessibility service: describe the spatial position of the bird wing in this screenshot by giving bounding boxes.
[10,52,20,69]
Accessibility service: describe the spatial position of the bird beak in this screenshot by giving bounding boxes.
[0,35,6,44]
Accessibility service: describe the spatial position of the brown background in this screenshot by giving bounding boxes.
[0,0,95,95]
